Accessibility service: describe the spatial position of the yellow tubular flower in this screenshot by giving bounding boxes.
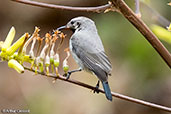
[2,27,16,52]
[8,59,24,73]
[167,23,171,31]
[6,33,27,56]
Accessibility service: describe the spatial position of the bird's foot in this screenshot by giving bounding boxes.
[63,72,71,80]
[63,68,82,80]
[93,81,100,94]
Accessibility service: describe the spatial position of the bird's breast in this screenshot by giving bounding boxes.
[69,39,84,69]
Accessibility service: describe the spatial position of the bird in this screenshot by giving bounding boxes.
[57,16,112,101]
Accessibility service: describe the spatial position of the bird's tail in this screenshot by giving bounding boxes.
[102,81,112,101]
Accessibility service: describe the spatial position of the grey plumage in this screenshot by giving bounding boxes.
[65,16,112,101]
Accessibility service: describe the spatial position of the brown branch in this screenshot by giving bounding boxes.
[112,0,171,68]
[10,0,113,13]
[24,66,171,113]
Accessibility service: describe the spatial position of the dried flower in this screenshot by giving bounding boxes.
[45,54,50,76]
[54,53,60,76]
[57,32,66,52]
[39,34,50,60]
[63,48,70,74]
[23,27,40,55]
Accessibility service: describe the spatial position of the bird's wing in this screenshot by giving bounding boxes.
[71,41,112,81]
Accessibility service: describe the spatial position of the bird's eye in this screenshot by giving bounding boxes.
[76,22,80,25]
[71,21,74,25]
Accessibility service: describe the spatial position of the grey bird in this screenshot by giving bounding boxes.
[57,16,112,101]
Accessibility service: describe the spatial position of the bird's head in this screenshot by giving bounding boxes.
[57,16,96,32]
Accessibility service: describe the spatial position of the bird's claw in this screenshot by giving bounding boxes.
[93,87,100,94]
[63,72,71,80]
[93,81,100,93]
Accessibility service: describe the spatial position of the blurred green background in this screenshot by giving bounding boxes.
[0,0,170,114]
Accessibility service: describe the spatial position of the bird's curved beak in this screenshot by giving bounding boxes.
[56,25,70,31]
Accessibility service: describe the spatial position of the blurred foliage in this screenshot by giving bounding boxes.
[96,13,170,81]
[151,24,171,44]
[0,0,170,114]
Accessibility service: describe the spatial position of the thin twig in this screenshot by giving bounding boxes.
[24,66,171,113]
[11,0,113,13]
[112,0,171,68]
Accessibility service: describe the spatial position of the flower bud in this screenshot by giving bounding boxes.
[39,61,44,73]
[50,38,56,64]
[63,59,69,74]
[63,48,70,74]
[50,43,55,73]
[6,33,27,56]
[54,53,60,76]
[8,59,24,73]
[54,53,59,67]
[45,55,50,76]
[2,27,16,52]
[23,55,34,64]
